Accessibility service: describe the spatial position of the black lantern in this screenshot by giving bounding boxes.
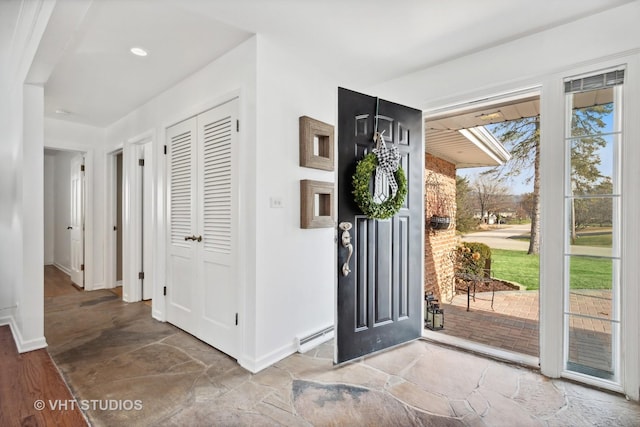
[424,292,444,330]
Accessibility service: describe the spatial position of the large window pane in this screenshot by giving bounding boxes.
[567,197,616,257]
[570,88,615,136]
[570,135,616,196]
[566,256,616,320]
[566,314,616,380]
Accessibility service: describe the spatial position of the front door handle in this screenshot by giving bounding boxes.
[339,222,353,276]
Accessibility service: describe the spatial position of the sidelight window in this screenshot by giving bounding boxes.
[563,69,624,383]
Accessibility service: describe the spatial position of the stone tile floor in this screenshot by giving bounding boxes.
[44,285,640,426]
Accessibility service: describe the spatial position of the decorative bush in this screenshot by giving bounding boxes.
[452,242,491,277]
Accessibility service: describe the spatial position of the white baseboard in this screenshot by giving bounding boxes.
[89,282,105,291]
[239,342,297,374]
[0,313,48,353]
[54,263,71,276]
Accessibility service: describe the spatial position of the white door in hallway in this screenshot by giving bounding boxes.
[166,99,239,359]
[69,154,85,287]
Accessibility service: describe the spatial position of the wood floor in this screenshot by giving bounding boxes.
[0,266,87,426]
[44,265,82,298]
[0,326,87,427]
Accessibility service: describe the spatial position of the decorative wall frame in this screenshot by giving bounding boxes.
[300,180,335,228]
[299,116,334,171]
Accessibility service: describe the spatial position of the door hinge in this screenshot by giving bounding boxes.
[138,272,144,280]
[164,145,167,155]
[163,286,167,296]
[138,159,145,167]
[80,264,85,271]
[80,164,85,172]
[236,119,239,132]
[235,313,238,326]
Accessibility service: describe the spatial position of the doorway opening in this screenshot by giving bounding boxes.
[113,151,123,295]
[43,148,86,291]
[423,89,542,365]
[107,141,153,303]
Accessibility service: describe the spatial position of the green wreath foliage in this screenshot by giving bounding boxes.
[352,153,407,220]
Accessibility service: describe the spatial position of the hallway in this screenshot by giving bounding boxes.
[40,267,640,426]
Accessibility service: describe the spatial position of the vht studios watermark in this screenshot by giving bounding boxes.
[34,399,143,411]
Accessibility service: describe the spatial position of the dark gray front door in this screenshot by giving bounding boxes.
[337,88,423,363]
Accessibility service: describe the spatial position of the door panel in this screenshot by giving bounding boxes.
[69,154,84,287]
[337,88,423,363]
[197,101,238,357]
[167,118,197,333]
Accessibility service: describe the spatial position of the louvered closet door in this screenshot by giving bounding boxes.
[196,99,238,358]
[167,118,198,333]
[166,98,239,359]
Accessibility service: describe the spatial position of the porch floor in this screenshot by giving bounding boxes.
[41,266,639,426]
[443,289,615,375]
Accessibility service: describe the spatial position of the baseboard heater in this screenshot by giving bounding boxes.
[296,325,334,354]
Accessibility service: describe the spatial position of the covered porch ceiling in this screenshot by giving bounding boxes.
[425,88,612,169]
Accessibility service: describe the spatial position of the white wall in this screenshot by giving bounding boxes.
[252,36,336,370]
[43,152,55,264]
[0,80,21,321]
[14,84,46,350]
[0,0,54,352]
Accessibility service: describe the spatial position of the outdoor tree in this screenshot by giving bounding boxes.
[519,192,536,221]
[568,104,613,242]
[455,175,476,233]
[471,175,509,224]
[573,177,613,236]
[485,102,612,254]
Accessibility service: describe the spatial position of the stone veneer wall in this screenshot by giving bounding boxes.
[425,153,459,302]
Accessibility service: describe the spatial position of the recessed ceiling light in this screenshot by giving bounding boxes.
[55,109,70,115]
[130,47,148,57]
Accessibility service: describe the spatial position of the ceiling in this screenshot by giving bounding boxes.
[20,0,633,127]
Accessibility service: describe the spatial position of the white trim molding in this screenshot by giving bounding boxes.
[0,314,48,353]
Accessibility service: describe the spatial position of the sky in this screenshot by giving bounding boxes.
[457,166,532,196]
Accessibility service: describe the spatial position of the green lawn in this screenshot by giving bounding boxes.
[511,229,612,247]
[491,249,612,291]
[571,233,612,247]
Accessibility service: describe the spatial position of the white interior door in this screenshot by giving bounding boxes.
[166,98,239,358]
[69,154,85,287]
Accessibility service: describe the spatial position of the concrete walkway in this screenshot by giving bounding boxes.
[461,224,531,251]
[461,223,612,256]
